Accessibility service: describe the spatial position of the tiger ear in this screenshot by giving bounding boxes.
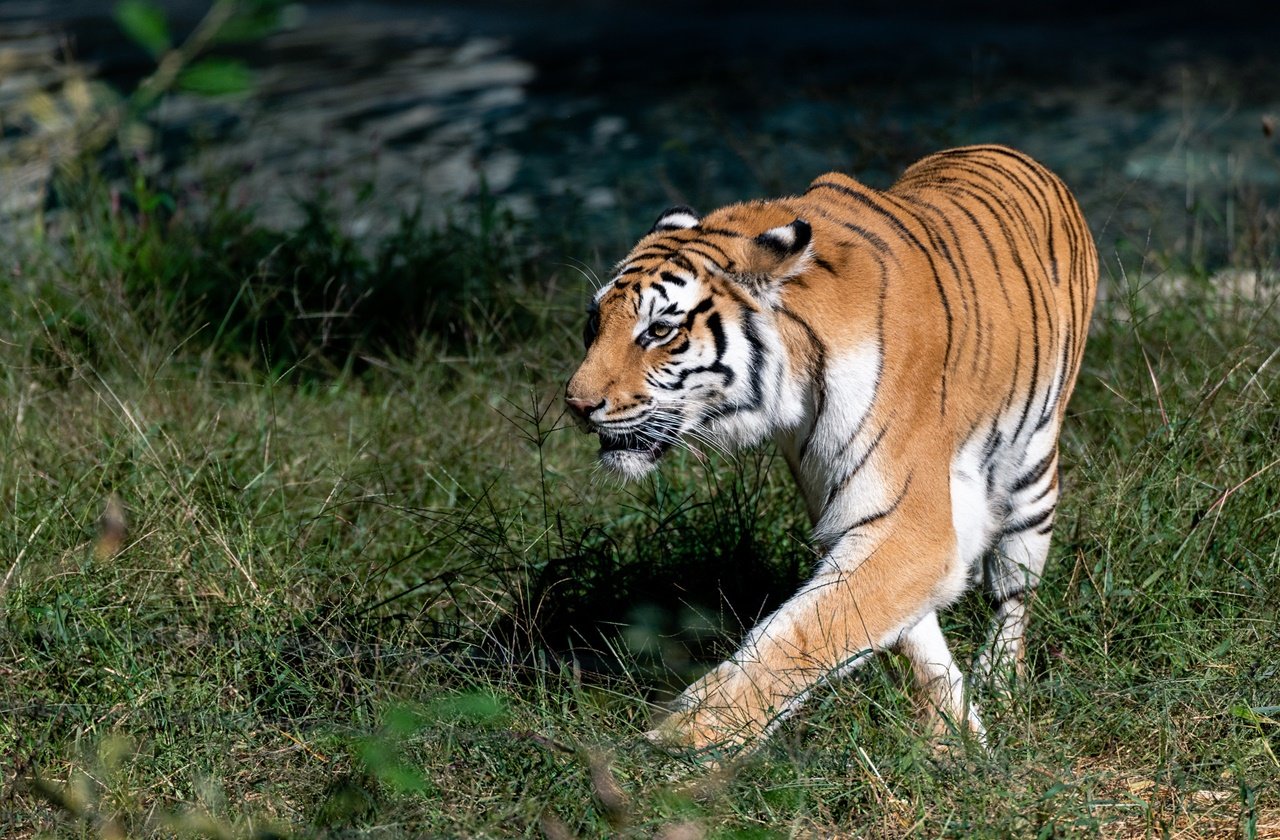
[649,206,700,234]
[742,218,813,280]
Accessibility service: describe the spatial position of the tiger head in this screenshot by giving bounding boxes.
[565,203,814,479]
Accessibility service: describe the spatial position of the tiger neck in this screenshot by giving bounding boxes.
[709,295,885,529]
[770,319,886,530]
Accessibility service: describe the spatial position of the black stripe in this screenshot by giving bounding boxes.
[947,158,1052,248]
[1011,450,1056,493]
[806,207,896,257]
[710,274,758,313]
[632,245,677,261]
[929,179,1045,444]
[740,311,767,411]
[682,296,714,326]
[669,252,696,274]
[1024,478,1058,507]
[927,169,1047,275]
[698,226,749,239]
[983,587,1025,612]
[665,310,734,391]
[928,163,1064,389]
[1001,504,1055,536]
[930,165,1060,367]
[839,473,913,537]
[684,241,731,264]
[980,423,1004,467]
[937,191,1014,312]
[898,194,986,375]
[777,307,829,460]
[809,179,955,414]
[1036,340,1072,430]
[824,424,889,507]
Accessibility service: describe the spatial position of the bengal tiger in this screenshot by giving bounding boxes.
[564,144,1097,760]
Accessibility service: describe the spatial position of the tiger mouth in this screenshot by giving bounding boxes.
[598,430,672,462]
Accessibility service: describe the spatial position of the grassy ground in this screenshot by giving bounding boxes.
[1,161,1278,839]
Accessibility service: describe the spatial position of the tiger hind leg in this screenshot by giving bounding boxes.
[977,445,1060,691]
[893,611,986,742]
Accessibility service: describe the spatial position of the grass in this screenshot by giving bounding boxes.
[1,153,1278,839]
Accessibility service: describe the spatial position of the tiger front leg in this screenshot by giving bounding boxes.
[646,528,957,760]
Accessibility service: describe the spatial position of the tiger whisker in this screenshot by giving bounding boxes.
[560,258,605,291]
[643,416,733,462]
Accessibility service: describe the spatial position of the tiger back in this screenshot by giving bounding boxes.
[565,144,1098,758]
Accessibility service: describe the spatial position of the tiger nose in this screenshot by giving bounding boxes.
[565,395,600,420]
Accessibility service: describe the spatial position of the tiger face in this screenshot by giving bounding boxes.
[565,205,814,479]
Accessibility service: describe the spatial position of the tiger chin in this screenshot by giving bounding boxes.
[565,145,1098,764]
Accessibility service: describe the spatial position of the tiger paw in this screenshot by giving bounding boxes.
[642,700,763,768]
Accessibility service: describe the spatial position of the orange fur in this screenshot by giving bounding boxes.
[567,145,1097,759]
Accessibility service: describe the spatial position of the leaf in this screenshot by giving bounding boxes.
[378,764,430,795]
[1037,781,1069,802]
[382,705,425,738]
[214,0,285,43]
[114,0,171,57]
[1232,704,1279,725]
[354,732,432,796]
[424,691,509,727]
[177,59,254,96]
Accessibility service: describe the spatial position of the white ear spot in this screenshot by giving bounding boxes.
[650,206,701,233]
[755,219,812,256]
[761,224,796,249]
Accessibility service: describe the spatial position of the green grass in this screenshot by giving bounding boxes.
[1,165,1278,838]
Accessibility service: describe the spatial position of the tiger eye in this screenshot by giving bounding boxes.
[649,323,672,340]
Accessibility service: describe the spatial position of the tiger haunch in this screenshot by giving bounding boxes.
[565,144,1098,759]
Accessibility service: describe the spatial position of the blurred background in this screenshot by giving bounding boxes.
[5,0,1279,264]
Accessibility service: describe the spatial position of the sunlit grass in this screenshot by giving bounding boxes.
[1,169,1277,838]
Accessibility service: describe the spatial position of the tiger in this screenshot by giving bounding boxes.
[564,144,1098,760]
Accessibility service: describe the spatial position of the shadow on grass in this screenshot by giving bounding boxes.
[502,462,813,691]
[43,173,549,378]
[358,451,815,699]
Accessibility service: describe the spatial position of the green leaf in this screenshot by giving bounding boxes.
[214,0,285,43]
[382,705,426,738]
[424,691,509,727]
[1232,704,1279,725]
[379,764,430,795]
[114,0,171,57]
[177,59,254,96]
[354,732,432,796]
